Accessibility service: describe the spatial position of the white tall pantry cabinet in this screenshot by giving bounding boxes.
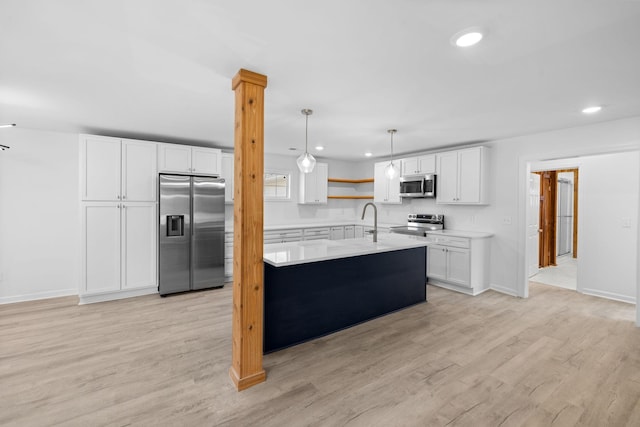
[80,135,158,304]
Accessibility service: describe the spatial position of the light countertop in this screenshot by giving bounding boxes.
[424,229,493,239]
[263,233,429,267]
[226,220,401,232]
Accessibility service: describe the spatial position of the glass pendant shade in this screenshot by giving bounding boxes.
[298,108,316,173]
[384,161,398,179]
[297,152,316,173]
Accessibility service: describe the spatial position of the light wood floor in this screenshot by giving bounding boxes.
[1,282,639,426]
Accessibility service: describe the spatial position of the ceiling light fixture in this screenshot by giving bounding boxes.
[452,28,484,47]
[0,124,15,150]
[384,129,399,179]
[315,145,324,151]
[364,152,373,157]
[296,109,316,174]
[582,105,602,114]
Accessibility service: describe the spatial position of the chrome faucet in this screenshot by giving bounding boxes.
[361,202,378,242]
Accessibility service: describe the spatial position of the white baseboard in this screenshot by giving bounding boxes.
[428,281,491,296]
[581,288,636,305]
[0,288,78,305]
[490,283,519,297]
[79,286,158,305]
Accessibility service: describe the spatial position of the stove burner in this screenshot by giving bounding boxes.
[389,213,444,236]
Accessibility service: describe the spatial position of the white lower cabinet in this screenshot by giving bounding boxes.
[344,225,355,239]
[426,233,490,296]
[264,229,303,244]
[330,226,345,240]
[303,227,330,240]
[427,245,470,287]
[81,202,157,303]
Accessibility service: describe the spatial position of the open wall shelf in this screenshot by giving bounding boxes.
[328,178,374,184]
[327,177,374,200]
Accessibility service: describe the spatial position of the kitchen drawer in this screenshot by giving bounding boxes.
[344,225,355,239]
[303,227,330,240]
[264,229,302,239]
[425,234,470,248]
[264,228,303,244]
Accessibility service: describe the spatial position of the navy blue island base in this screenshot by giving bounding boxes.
[264,246,427,353]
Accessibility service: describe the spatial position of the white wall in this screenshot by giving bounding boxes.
[0,128,80,303]
[577,152,639,302]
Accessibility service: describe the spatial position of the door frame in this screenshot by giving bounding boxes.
[516,145,640,327]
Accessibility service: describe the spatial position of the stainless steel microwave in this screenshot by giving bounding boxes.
[399,174,436,198]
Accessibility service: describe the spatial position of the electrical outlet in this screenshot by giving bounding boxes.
[469,215,476,224]
[621,217,632,228]
[502,216,512,225]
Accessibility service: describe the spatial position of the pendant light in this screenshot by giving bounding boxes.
[384,129,399,179]
[296,109,316,173]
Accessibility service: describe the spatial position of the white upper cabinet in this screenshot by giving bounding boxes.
[299,162,328,204]
[401,154,436,176]
[82,135,121,201]
[191,147,221,175]
[436,146,489,205]
[158,144,221,175]
[81,135,156,202]
[373,161,401,204]
[158,144,191,173]
[122,140,157,201]
[221,152,234,203]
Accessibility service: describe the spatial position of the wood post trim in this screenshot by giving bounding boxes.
[229,68,267,391]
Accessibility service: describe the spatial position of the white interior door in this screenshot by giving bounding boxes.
[528,173,541,277]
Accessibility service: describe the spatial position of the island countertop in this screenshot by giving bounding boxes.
[263,233,429,267]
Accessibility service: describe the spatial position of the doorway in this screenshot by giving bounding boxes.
[530,168,579,290]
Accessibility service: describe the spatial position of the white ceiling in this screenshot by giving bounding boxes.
[1,0,640,160]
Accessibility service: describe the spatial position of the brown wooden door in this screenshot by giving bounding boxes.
[539,171,557,267]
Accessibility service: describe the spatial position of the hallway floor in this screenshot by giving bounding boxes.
[530,254,577,290]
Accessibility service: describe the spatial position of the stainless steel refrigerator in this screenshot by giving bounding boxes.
[556,177,574,256]
[159,174,225,296]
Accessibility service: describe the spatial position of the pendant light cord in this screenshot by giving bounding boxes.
[305,113,309,153]
[388,129,397,164]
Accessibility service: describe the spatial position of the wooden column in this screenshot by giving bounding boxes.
[229,69,267,391]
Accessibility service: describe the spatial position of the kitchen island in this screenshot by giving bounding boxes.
[263,234,429,353]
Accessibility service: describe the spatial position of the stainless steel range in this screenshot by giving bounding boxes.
[389,214,444,237]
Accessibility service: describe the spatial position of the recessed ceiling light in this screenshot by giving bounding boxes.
[0,123,16,128]
[364,152,373,157]
[582,105,602,114]
[315,145,324,151]
[452,28,484,47]
[288,147,298,151]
